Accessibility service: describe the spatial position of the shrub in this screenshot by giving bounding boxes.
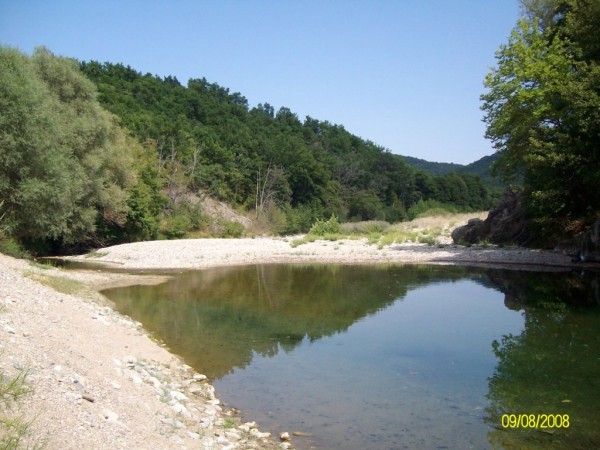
[309,215,340,236]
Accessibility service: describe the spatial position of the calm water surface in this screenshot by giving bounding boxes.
[102,264,600,449]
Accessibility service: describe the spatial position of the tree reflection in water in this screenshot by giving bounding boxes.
[102,264,600,449]
[484,269,600,450]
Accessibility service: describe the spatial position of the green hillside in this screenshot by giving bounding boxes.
[0,47,496,253]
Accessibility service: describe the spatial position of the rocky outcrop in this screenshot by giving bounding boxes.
[484,188,530,245]
[451,218,487,245]
[573,218,600,263]
[452,188,530,246]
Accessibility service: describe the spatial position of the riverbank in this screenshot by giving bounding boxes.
[0,236,589,449]
[67,235,577,271]
[0,252,284,450]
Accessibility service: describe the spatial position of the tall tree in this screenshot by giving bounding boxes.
[481,0,600,238]
[0,47,156,248]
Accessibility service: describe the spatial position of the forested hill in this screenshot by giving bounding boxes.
[399,155,463,176]
[401,153,504,188]
[0,47,496,254]
[80,62,494,217]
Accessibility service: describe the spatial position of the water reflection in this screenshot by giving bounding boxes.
[103,264,471,379]
[102,265,600,449]
[482,269,600,449]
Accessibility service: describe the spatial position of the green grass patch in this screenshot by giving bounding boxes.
[35,275,86,296]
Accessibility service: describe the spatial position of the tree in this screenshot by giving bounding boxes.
[0,47,144,248]
[481,0,600,238]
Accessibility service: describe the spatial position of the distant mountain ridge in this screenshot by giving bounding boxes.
[401,153,504,187]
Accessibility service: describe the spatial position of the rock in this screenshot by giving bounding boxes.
[169,390,189,402]
[130,374,143,385]
[451,218,487,245]
[484,188,530,245]
[280,431,290,441]
[102,409,119,422]
[187,431,200,440]
[292,431,313,437]
[249,428,271,439]
[193,373,207,382]
[573,218,600,263]
[225,431,241,441]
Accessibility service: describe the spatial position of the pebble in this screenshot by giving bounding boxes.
[0,257,282,450]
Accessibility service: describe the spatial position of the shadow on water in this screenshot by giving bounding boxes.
[101,264,600,449]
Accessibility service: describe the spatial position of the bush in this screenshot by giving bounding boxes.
[339,220,390,234]
[0,238,28,258]
[218,219,245,238]
[309,215,340,236]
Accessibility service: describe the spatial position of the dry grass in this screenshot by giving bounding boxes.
[290,211,489,249]
[394,211,488,232]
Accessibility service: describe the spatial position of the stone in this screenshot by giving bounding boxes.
[193,373,207,381]
[484,188,530,245]
[280,431,290,441]
[573,218,600,263]
[169,390,189,402]
[451,218,487,245]
[249,428,271,439]
[102,409,119,422]
[225,431,241,441]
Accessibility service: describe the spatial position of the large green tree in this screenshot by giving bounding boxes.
[0,47,160,248]
[481,0,600,238]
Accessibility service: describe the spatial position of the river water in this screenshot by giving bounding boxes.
[102,264,600,449]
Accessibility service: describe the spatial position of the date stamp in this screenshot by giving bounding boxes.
[501,414,570,429]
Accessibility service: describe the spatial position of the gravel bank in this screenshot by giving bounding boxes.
[68,236,575,270]
[0,253,284,450]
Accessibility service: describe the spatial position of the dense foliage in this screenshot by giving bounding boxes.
[1,46,495,254]
[80,61,494,232]
[482,0,600,240]
[0,47,163,251]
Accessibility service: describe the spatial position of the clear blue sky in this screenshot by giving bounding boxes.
[0,0,520,165]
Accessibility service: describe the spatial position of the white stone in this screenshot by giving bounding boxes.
[170,390,189,402]
[171,402,188,415]
[193,373,207,381]
[250,428,271,439]
[187,431,200,440]
[102,409,119,422]
[224,431,241,441]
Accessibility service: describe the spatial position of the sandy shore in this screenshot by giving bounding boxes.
[0,237,588,449]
